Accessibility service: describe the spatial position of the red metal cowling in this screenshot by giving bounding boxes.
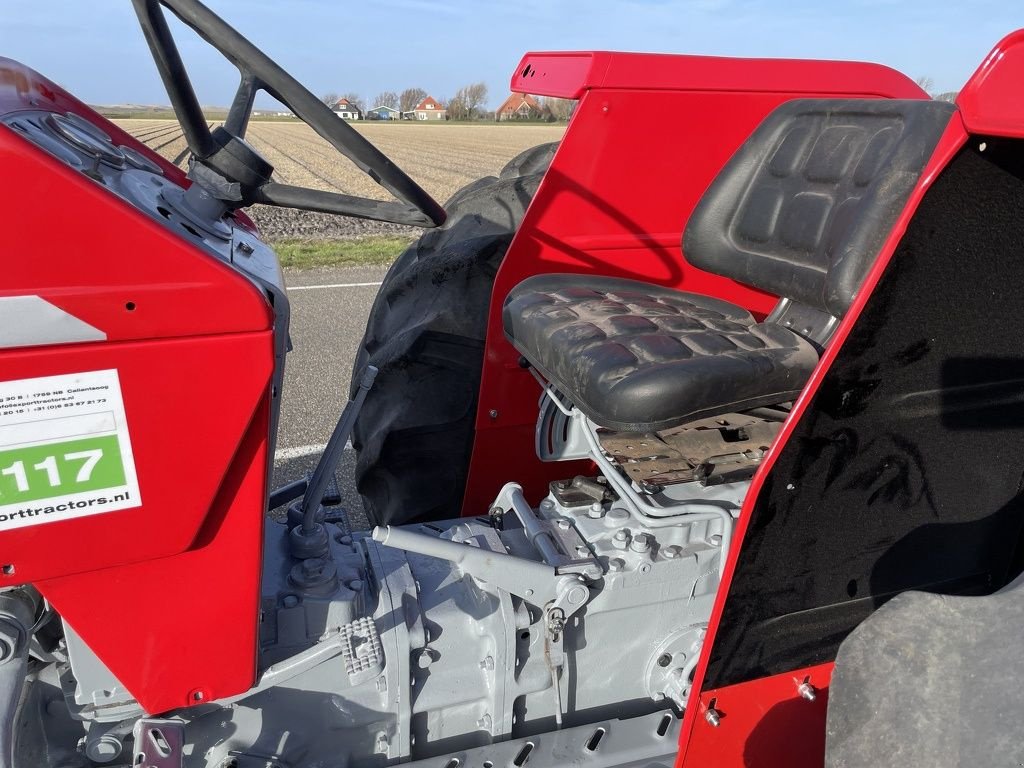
[0,59,273,713]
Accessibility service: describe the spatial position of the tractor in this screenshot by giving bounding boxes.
[2,1,1024,766]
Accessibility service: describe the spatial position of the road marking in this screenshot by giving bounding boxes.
[274,442,352,461]
[288,281,383,292]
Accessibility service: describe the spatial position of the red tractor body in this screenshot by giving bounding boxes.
[3,11,1024,766]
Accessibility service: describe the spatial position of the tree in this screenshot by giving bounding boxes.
[915,76,935,98]
[320,92,339,108]
[448,82,488,121]
[400,87,427,113]
[542,96,575,122]
[374,91,399,110]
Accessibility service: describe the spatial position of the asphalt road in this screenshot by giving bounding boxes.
[271,264,391,528]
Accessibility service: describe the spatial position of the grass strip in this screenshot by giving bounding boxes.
[269,236,413,269]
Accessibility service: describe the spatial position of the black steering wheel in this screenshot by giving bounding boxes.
[131,0,446,228]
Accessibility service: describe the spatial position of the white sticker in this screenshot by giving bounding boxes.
[0,370,141,531]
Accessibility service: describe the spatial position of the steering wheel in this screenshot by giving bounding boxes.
[131,0,446,228]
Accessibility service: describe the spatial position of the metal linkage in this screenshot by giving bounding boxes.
[372,520,596,727]
[290,365,377,559]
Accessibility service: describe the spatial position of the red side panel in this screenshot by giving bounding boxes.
[0,59,274,712]
[674,115,971,767]
[957,30,1024,138]
[462,53,927,514]
[684,663,834,767]
[38,396,270,713]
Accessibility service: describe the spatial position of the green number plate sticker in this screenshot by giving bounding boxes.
[0,370,140,531]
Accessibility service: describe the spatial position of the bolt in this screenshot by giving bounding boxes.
[541,499,555,512]
[705,707,721,727]
[556,518,571,530]
[709,534,722,546]
[347,579,363,592]
[607,507,629,521]
[488,409,499,419]
[281,594,299,608]
[608,557,625,572]
[477,713,493,730]
[630,533,652,553]
[798,682,817,702]
[480,656,495,671]
[575,544,589,556]
[663,545,682,559]
[236,241,254,255]
[374,732,389,754]
[588,502,604,518]
[335,534,352,545]
[612,530,630,550]
[415,648,434,669]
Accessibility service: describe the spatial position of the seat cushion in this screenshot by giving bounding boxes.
[503,274,819,431]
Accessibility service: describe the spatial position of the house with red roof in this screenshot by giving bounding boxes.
[332,98,362,121]
[496,93,547,121]
[406,96,446,121]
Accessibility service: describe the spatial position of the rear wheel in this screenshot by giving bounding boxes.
[351,143,557,524]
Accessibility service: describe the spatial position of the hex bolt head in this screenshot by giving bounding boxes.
[705,707,721,727]
[415,648,434,669]
[541,499,555,512]
[630,533,653,553]
[612,530,631,550]
[608,557,625,572]
[556,518,571,530]
[281,594,299,609]
[480,655,495,671]
[588,502,605,518]
[663,545,682,559]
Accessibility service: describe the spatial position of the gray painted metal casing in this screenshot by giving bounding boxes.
[57,476,739,767]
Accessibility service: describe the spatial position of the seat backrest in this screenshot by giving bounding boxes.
[683,99,956,318]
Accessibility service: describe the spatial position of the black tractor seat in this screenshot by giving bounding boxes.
[503,274,817,431]
[504,98,956,431]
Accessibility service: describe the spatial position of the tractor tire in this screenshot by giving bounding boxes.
[351,144,557,525]
[499,141,559,179]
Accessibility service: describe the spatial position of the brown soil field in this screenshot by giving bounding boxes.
[113,119,565,239]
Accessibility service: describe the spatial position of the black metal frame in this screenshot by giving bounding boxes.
[131,0,446,227]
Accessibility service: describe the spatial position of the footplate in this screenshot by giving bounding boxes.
[599,410,787,488]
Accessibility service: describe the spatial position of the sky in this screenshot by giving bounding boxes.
[1,1,1020,110]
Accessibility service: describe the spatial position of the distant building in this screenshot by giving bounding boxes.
[410,96,446,121]
[332,98,363,120]
[368,105,400,120]
[496,93,546,121]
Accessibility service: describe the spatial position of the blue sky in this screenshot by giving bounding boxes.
[1,1,1019,109]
